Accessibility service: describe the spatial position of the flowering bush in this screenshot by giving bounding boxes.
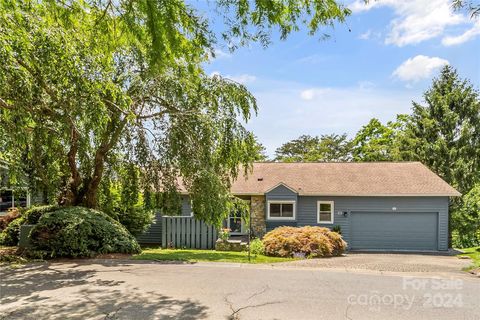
[263,226,347,258]
[218,228,231,241]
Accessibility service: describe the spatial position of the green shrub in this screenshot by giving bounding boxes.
[0,217,24,246]
[23,205,59,224]
[452,184,480,248]
[115,207,154,237]
[0,205,58,246]
[263,226,347,258]
[332,225,342,234]
[249,238,265,255]
[30,206,141,258]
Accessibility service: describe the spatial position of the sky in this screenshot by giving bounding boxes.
[194,0,480,157]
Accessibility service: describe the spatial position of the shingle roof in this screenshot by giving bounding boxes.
[229,162,460,196]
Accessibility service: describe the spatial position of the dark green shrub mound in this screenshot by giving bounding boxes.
[30,206,141,258]
[263,226,347,258]
[0,205,58,246]
[24,205,59,224]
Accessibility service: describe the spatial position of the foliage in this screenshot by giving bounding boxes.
[352,116,407,161]
[23,205,59,224]
[0,205,59,246]
[133,248,293,264]
[275,134,352,162]
[397,66,480,195]
[219,228,231,242]
[452,184,480,248]
[253,139,269,162]
[30,206,141,258]
[249,238,265,255]
[332,225,342,234]
[99,163,154,236]
[456,247,480,270]
[452,0,480,17]
[0,218,22,246]
[263,226,346,258]
[0,0,350,228]
[116,207,154,237]
[0,208,20,231]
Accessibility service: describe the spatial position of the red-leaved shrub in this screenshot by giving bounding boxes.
[263,226,347,258]
[0,208,21,231]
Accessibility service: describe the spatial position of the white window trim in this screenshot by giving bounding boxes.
[317,201,334,224]
[267,200,296,221]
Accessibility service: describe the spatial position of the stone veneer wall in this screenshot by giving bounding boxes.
[250,195,266,238]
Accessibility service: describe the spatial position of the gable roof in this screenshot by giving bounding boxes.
[230,162,460,197]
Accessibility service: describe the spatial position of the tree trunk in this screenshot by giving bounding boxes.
[83,154,105,208]
[60,116,127,209]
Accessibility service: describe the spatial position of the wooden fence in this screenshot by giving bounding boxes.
[161,216,218,249]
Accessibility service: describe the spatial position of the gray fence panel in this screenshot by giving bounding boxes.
[186,218,191,248]
[161,216,167,247]
[160,216,217,249]
[195,220,200,249]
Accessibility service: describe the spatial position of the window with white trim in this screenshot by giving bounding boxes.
[267,201,295,220]
[317,201,334,224]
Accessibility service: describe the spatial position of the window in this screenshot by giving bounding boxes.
[267,201,295,220]
[0,189,30,213]
[228,211,245,234]
[317,201,334,224]
[0,189,13,212]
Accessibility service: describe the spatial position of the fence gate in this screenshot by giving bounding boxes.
[161,216,217,249]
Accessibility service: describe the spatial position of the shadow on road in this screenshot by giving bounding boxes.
[0,262,209,320]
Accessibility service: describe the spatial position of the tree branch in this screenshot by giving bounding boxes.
[0,97,14,110]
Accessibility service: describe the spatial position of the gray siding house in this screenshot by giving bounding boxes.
[141,162,460,251]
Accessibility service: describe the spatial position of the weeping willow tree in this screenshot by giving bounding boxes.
[0,0,351,226]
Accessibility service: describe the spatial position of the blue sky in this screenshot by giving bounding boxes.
[195,0,480,157]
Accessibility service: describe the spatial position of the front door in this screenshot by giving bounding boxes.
[228,211,245,234]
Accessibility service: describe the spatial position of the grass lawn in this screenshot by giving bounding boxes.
[457,247,480,270]
[132,248,295,264]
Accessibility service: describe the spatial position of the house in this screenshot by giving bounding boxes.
[0,160,42,215]
[139,162,460,251]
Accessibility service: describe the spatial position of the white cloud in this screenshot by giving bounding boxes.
[209,71,256,84]
[246,80,420,156]
[229,74,257,84]
[212,48,231,59]
[350,0,466,46]
[357,81,375,90]
[358,29,372,40]
[358,29,382,40]
[210,71,221,77]
[300,88,333,100]
[442,21,480,45]
[392,55,449,82]
[295,54,328,64]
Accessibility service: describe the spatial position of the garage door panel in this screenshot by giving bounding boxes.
[350,212,438,251]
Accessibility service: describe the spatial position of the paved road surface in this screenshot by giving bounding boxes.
[1,259,479,320]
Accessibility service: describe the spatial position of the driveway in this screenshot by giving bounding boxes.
[1,255,479,320]
[278,252,473,274]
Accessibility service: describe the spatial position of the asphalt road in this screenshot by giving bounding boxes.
[1,260,479,320]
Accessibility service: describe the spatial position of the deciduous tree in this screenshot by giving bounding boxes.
[0,0,350,226]
[275,134,352,162]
